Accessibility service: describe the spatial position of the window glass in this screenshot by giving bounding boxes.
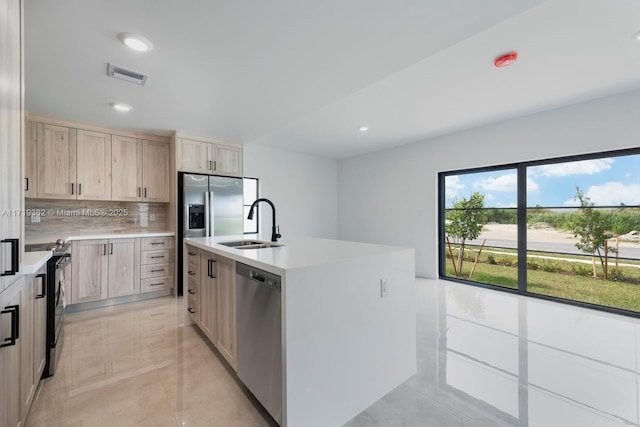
[440,151,640,315]
[243,177,259,234]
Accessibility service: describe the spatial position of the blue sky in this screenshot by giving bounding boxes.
[445,154,640,208]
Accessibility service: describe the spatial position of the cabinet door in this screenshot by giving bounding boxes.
[36,123,77,199]
[215,256,236,368]
[25,121,37,199]
[0,277,24,427]
[107,238,140,298]
[198,253,217,341]
[178,138,212,174]
[76,130,112,200]
[21,275,35,421]
[142,140,170,202]
[213,144,243,177]
[33,272,47,381]
[71,240,109,304]
[111,135,142,201]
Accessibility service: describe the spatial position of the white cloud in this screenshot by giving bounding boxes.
[445,176,464,194]
[562,182,640,206]
[474,173,516,191]
[474,173,538,192]
[537,158,614,177]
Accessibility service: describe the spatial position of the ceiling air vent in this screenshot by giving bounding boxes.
[107,63,148,86]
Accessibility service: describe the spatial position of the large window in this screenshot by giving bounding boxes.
[243,177,259,234]
[439,149,640,315]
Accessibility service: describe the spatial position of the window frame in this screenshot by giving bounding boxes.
[243,176,259,235]
[438,146,640,318]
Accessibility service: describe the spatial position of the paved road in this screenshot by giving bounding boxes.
[466,238,640,260]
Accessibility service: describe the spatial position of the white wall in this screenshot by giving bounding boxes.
[243,143,338,239]
[338,89,640,278]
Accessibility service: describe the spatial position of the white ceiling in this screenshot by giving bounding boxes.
[24,0,640,159]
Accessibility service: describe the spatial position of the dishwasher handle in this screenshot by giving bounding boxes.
[237,262,281,289]
[249,271,266,283]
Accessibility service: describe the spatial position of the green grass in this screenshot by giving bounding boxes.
[446,248,640,312]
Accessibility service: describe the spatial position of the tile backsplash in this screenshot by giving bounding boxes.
[25,199,168,237]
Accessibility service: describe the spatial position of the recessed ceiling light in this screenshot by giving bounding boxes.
[358,126,369,132]
[111,103,132,112]
[118,32,153,52]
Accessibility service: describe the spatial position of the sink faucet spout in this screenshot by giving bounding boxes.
[247,198,281,242]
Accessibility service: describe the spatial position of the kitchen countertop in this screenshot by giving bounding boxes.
[184,234,411,275]
[26,231,174,245]
[23,250,53,275]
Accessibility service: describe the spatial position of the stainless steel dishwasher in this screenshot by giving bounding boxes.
[236,262,282,425]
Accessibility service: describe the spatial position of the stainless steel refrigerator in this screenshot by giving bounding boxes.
[177,172,244,295]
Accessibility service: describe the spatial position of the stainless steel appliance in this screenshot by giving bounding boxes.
[177,172,244,295]
[25,240,71,377]
[236,263,282,425]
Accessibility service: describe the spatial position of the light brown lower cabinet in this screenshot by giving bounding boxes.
[185,245,237,369]
[71,239,140,303]
[0,277,25,427]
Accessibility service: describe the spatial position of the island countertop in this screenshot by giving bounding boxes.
[184,234,412,275]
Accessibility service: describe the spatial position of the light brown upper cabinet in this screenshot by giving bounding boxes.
[111,136,170,202]
[34,124,111,200]
[177,136,242,177]
[35,123,77,199]
[76,130,112,200]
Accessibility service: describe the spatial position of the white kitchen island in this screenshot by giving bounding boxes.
[184,235,416,427]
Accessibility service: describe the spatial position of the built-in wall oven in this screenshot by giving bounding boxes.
[25,240,71,377]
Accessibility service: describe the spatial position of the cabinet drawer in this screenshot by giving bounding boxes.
[141,249,174,265]
[141,263,174,279]
[187,292,198,318]
[185,265,199,281]
[141,237,174,251]
[141,276,173,293]
[186,277,198,295]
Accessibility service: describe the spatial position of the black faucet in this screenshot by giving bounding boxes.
[247,198,281,242]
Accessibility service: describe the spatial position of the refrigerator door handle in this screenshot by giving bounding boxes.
[204,191,211,237]
[210,191,215,237]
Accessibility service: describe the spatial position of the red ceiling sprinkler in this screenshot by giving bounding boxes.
[494,52,518,68]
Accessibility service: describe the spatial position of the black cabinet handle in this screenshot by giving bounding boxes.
[78,183,82,195]
[188,270,196,276]
[188,289,195,295]
[110,243,114,255]
[150,242,165,245]
[150,255,165,259]
[103,244,107,256]
[213,160,217,171]
[0,304,19,347]
[36,273,47,299]
[138,187,141,197]
[150,268,165,273]
[149,282,164,287]
[208,160,212,170]
[187,252,197,256]
[1,238,19,276]
[24,177,29,192]
[71,183,74,195]
[187,308,196,314]
[144,187,147,198]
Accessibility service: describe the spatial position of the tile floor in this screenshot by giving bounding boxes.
[26,279,640,426]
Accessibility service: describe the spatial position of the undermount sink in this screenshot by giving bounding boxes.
[219,240,284,249]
